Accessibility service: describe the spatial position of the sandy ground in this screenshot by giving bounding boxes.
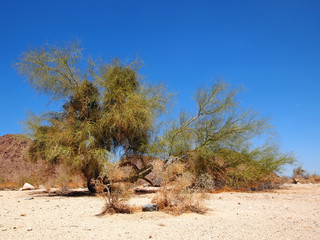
[0,184,320,240]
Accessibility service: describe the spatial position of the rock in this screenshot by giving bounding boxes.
[24,197,34,200]
[142,203,158,212]
[20,183,35,191]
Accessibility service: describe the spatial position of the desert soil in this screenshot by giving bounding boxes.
[0,184,319,240]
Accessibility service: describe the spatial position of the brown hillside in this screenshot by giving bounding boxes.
[0,134,86,188]
[0,134,48,183]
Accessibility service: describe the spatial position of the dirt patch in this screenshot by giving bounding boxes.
[0,184,319,239]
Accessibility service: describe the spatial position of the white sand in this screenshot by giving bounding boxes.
[1,184,319,240]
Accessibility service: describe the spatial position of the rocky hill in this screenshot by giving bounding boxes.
[0,134,46,183]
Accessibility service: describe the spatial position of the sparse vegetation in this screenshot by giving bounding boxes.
[152,162,208,215]
[15,41,296,214]
[292,166,320,184]
[100,182,135,214]
[96,163,137,214]
[292,166,310,179]
[148,81,295,190]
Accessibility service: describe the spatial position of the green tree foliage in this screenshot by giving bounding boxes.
[17,41,294,189]
[148,81,295,188]
[17,41,169,179]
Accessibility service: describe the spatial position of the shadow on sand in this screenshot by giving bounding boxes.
[29,189,96,198]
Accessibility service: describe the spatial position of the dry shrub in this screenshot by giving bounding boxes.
[194,173,215,191]
[161,161,186,183]
[152,162,208,215]
[98,164,136,215]
[99,181,135,214]
[292,167,320,184]
[38,163,86,191]
[309,174,320,183]
[106,163,133,182]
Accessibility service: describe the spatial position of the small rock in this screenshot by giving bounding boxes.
[24,197,34,200]
[142,203,158,212]
[21,183,35,191]
[27,228,32,231]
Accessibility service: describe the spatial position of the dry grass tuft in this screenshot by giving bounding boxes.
[152,189,207,215]
[99,182,136,215]
[152,163,208,215]
[101,202,134,214]
[97,164,137,215]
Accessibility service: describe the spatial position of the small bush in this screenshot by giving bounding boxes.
[99,182,135,214]
[292,166,310,179]
[309,174,320,183]
[194,173,215,191]
[291,167,320,184]
[98,164,136,215]
[152,165,208,215]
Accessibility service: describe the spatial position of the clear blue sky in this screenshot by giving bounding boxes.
[0,0,319,175]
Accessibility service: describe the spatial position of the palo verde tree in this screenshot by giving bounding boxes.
[16,41,169,186]
[17,40,294,191]
[147,81,295,188]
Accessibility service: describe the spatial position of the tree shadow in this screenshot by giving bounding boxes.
[29,189,96,198]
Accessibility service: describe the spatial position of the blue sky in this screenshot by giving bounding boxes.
[0,0,319,175]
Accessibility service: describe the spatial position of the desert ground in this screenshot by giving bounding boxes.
[0,184,319,240]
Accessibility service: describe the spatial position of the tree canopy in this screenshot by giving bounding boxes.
[148,81,294,187]
[17,41,169,179]
[16,41,294,189]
